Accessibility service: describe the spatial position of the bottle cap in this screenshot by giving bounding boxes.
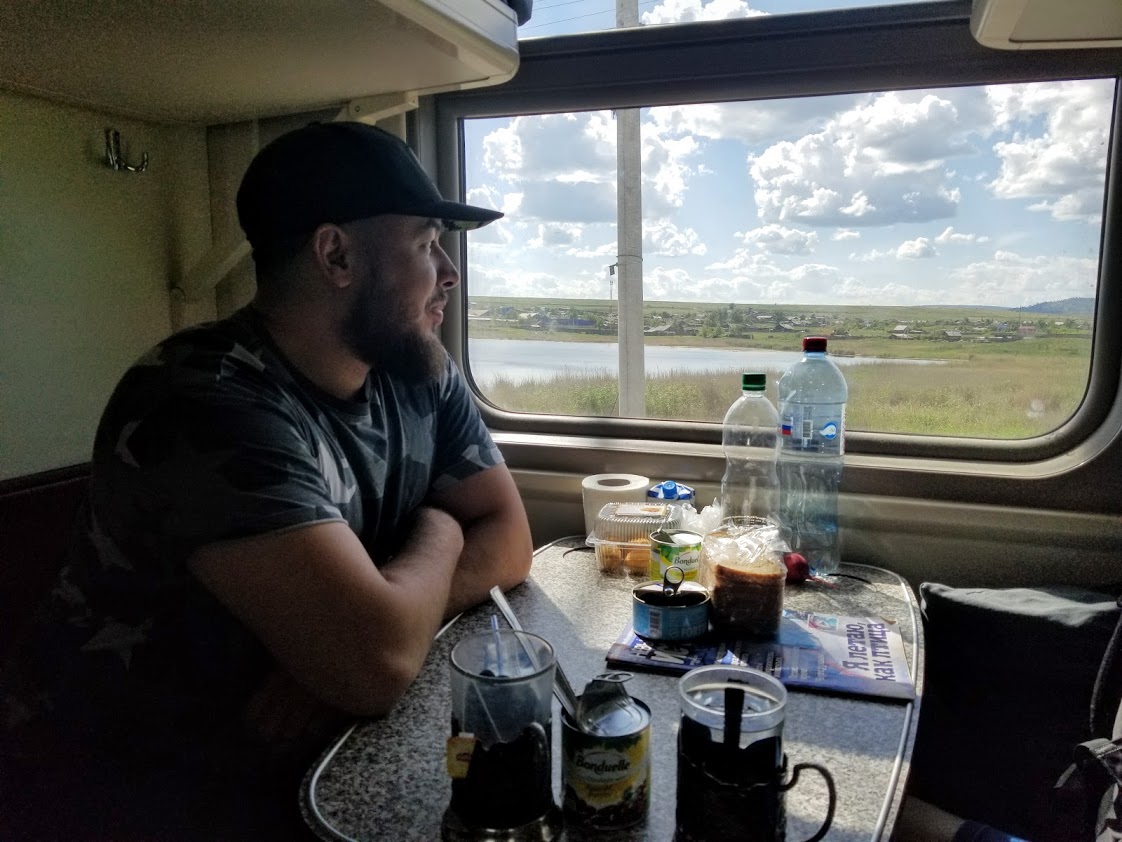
[803,336,828,353]
[648,480,695,501]
[741,372,766,391]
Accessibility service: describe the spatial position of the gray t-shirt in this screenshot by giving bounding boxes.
[2,306,502,764]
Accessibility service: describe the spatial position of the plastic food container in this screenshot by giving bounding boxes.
[587,502,687,575]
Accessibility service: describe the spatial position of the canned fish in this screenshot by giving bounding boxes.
[562,677,651,831]
[650,529,703,581]
[632,578,710,641]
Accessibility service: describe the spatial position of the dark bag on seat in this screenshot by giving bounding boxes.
[1053,596,1122,841]
[911,584,1121,841]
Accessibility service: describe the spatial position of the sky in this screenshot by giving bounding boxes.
[459,0,1115,309]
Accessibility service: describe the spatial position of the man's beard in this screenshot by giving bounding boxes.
[342,269,447,383]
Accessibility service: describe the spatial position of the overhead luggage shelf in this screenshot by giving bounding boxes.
[0,0,519,124]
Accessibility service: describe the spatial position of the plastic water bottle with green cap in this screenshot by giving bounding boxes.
[719,373,780,523]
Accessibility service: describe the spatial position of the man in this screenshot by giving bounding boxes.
[0,122,533,839]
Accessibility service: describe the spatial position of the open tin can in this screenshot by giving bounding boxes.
[562,674,651,831]
[632,567,710,642]
[649,528,703,581]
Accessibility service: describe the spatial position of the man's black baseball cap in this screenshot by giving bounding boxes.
[236,121,502,248]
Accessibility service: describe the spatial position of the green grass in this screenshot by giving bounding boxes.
[482,347,1089,439]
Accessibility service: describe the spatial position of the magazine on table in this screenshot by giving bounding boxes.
[606,609,916,701]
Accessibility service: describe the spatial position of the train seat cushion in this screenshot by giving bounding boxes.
[0,469,89,663]
[910,582,1121,841]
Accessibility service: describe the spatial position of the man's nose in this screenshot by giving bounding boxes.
[436,244,460,289]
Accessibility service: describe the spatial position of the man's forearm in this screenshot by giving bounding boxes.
[189,510,466,718]
[443,508,533,618]
[382,506,467,654]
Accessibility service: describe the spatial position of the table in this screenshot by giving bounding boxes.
[300,538,925,841]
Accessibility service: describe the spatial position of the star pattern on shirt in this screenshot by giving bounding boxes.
[317,438,357,506]
[80,618,153,669]
[88,515,135,572]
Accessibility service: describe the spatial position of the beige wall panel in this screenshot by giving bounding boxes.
[0,91,209,479]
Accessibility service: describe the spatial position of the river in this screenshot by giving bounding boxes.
[466,338,940,387]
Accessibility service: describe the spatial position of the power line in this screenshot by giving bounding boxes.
[534,0,593,11]
[523,0,659,31]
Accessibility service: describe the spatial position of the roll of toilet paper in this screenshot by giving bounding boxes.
[582,473,650,537]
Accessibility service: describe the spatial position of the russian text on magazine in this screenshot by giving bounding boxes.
[606,609,916,702]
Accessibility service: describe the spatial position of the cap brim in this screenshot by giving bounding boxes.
[420,200,504,231]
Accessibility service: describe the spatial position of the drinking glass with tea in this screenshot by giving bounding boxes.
[442,628,562,841]
[676,665,836,842]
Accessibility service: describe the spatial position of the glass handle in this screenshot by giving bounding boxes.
[782,762,836,842]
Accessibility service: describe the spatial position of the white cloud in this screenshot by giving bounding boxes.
[830,279,942,305]
[897,237,937,259]
[528,222,583,248]
[706,248,781,273]
[849,248,891,262]
[935,226,989,245]
[648,97,846,146]
[986,79,1113,223]
[645,220,707,256]
[480,111,711,223]
[947,250,1099,306]
[641,126,702,213]
[482,113,614,182]
[645,266,701,299]
[629,248,1095,308]
[740,224,818,255]
[750,91,972,227]
[466,220,513,247]
[462,81,1106,309]
[642,0,767,25]
[480,113,616,224]
[470,265,605,298]
[519,180,616,223]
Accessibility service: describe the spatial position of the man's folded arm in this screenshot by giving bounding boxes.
[187,505,464,717]
[427,462,534,619]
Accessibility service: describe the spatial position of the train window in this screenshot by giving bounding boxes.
[459,77,1114,440]
[522,0,941,38]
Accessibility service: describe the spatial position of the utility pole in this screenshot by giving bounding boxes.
[616,0,645,417]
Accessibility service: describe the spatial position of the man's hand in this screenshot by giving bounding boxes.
[243,667,339,745]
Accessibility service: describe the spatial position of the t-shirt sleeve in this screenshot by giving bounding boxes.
[428,356,504,492]
[92,363,346,567]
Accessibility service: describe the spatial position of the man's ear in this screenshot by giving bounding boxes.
[308,224,354,289]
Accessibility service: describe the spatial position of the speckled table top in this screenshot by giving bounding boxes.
[300,538,924,841]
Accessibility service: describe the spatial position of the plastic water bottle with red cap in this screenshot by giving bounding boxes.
[776,337,848,576]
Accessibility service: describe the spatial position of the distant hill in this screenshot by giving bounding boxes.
[1017,297,1094,315]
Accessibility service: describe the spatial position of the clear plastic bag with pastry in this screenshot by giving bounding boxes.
[699,517,788,637]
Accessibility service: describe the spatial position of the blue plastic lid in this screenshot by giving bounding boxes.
[648,480,694,501]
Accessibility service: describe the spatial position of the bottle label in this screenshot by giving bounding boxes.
[779,406,845,455]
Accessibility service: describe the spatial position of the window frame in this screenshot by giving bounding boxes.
[428,0,1122,483]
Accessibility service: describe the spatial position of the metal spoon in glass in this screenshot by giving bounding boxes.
[488,586,582,725]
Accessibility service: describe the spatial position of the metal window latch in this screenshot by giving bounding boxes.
[104,128,148,173]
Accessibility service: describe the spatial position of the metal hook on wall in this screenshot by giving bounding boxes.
[104,128,148,173]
